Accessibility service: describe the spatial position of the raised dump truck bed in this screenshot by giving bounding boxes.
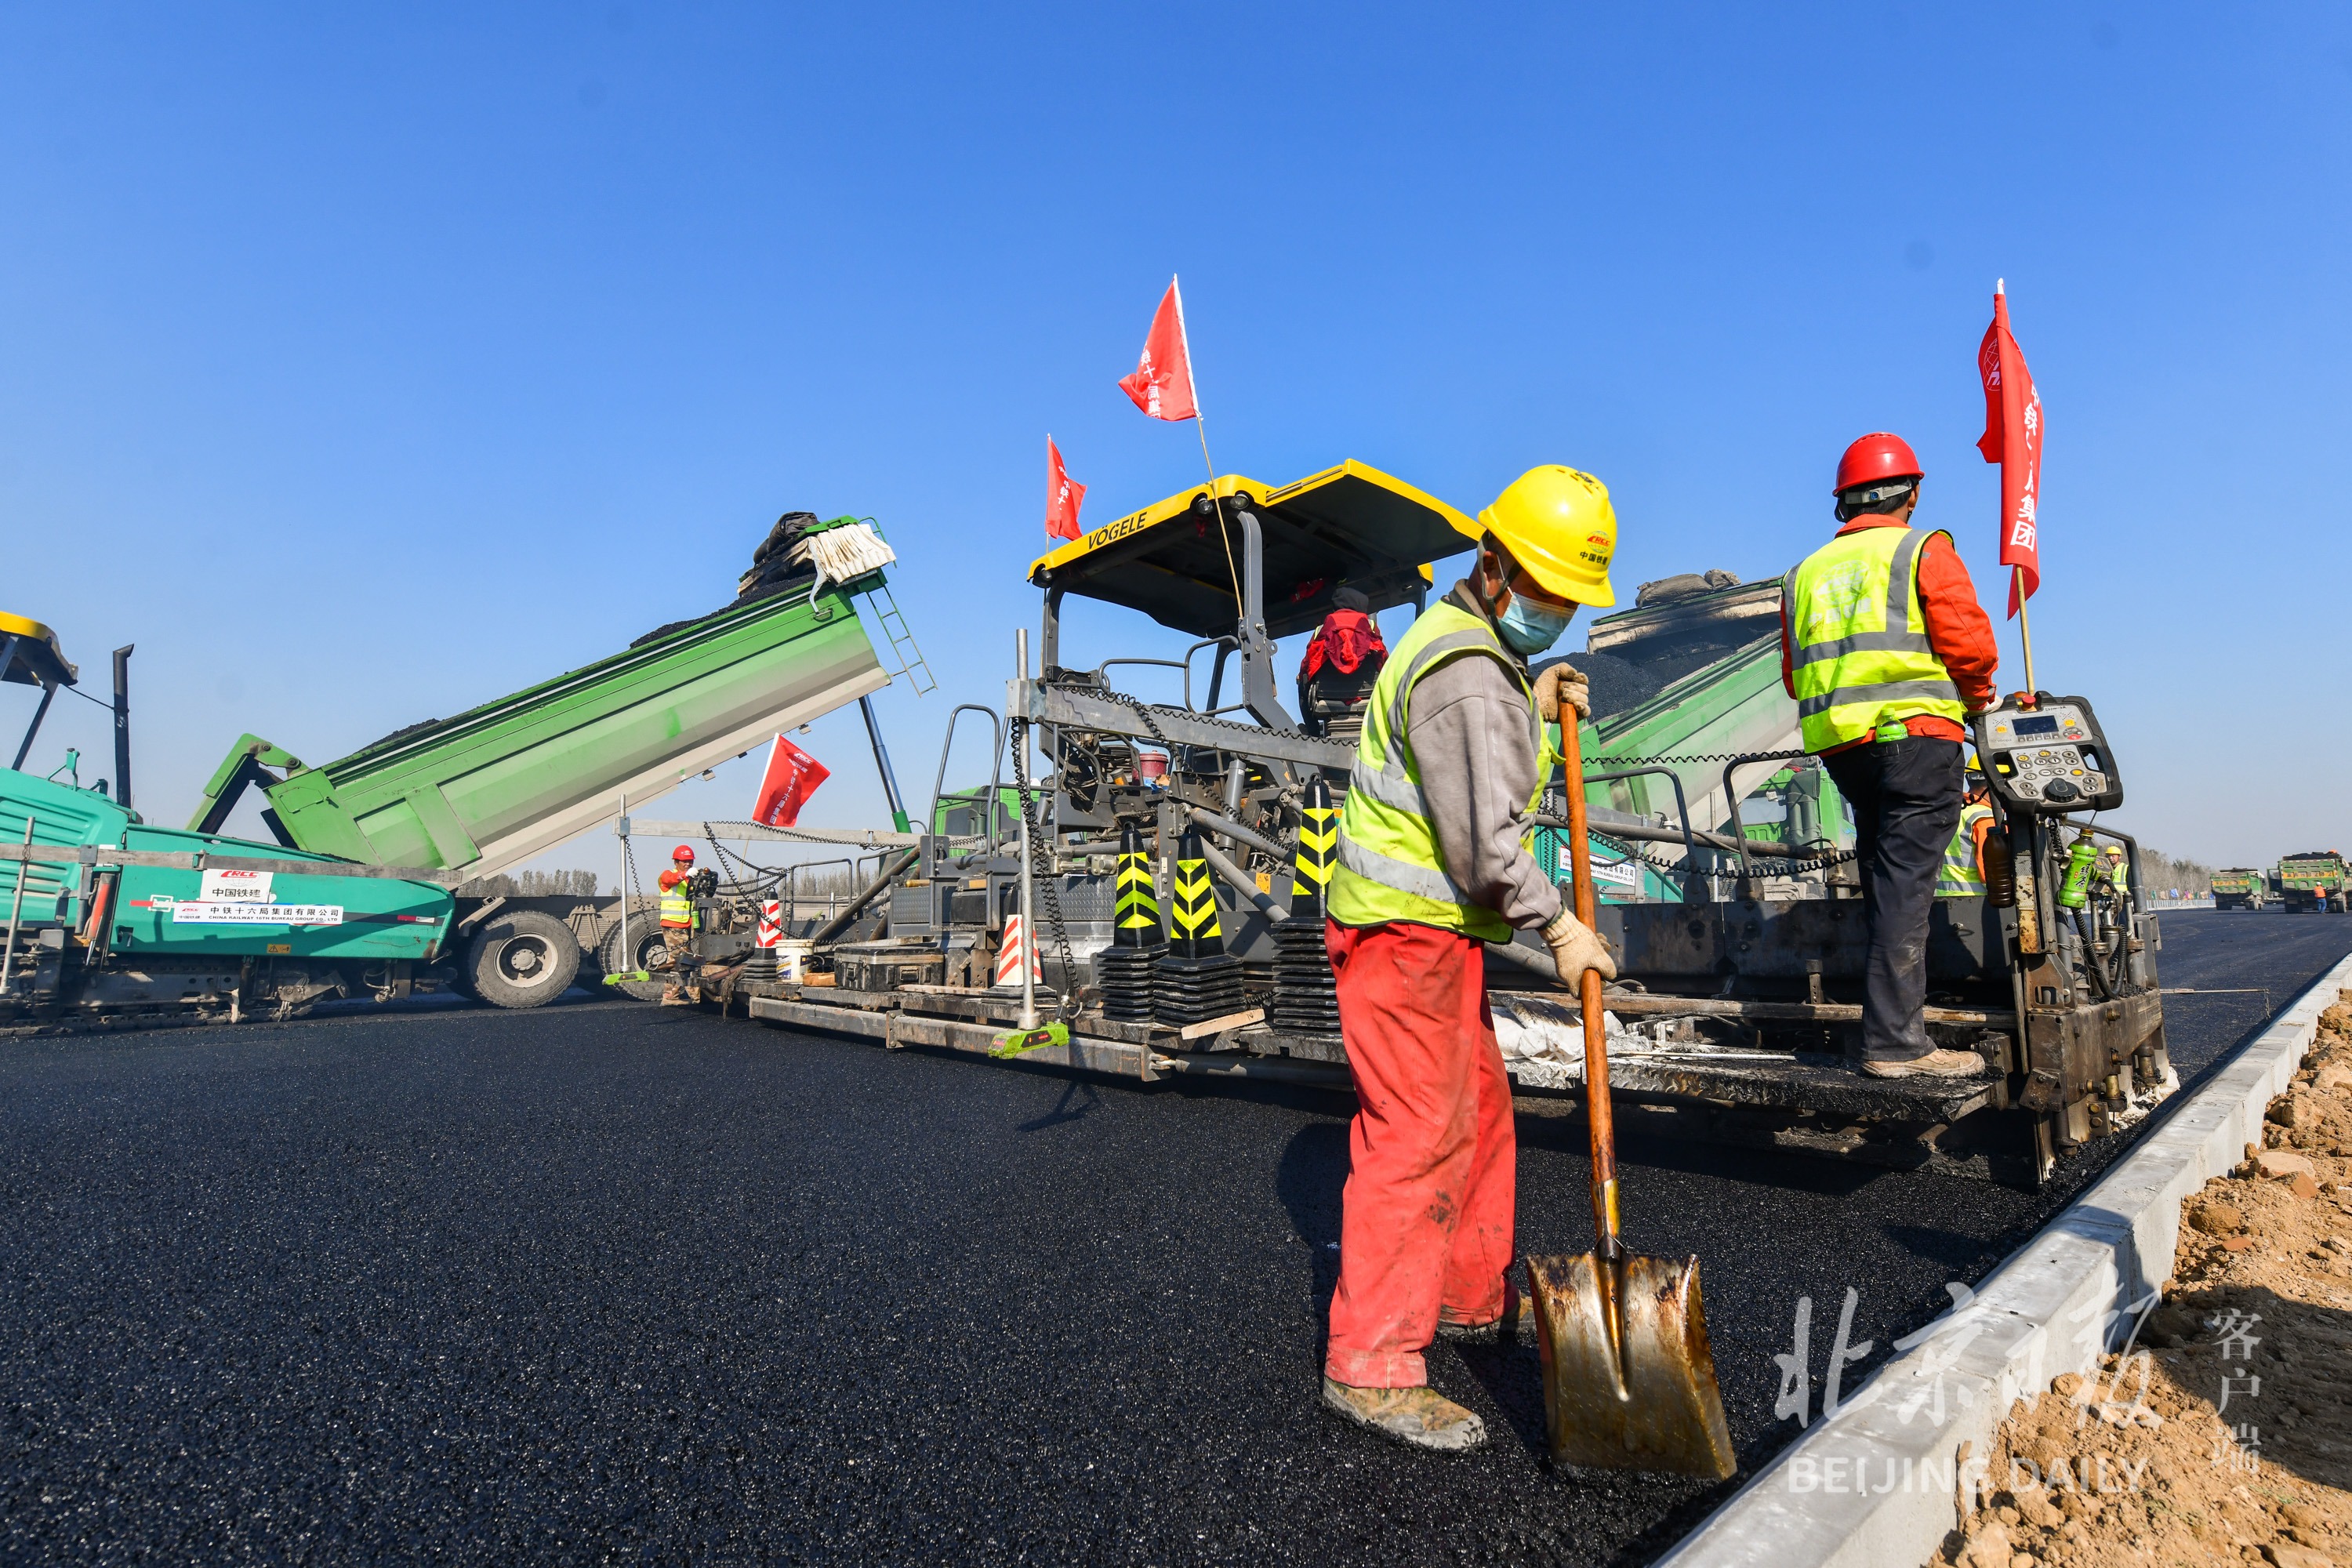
[192,564,891,880]
[2,514,917,1024]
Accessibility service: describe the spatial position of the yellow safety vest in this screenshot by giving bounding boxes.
[1783,526,1965,753]
[1938,800,1994,896]
[659,879,696,929]
[1328,600,1558,942]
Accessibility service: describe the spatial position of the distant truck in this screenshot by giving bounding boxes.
[2277,851,2350,913]
[2210,868,2269,910]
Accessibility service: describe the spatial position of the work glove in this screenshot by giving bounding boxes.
[1533,662,1591,724]
[1540,906,1617,987]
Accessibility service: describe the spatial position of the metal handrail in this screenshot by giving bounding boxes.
[926,704,1006,855]
[1094,658,1192,712]
[1181,637,1240,713]
[786,857,855,924]
[1541,765,1706,898]
[1716,751,1812,879]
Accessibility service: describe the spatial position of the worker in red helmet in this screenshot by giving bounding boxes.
[658,844,702,1005]
[1781,434,1998,1077]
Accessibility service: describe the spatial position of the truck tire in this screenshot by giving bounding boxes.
[597,920,673,1003]
[466,910,582,1009]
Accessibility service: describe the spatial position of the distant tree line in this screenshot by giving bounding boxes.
[2136,849,2211,897]
[456,868,601,898]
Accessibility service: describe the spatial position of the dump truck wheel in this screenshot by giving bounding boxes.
[597,921,672,1003]
[466,910,581,1009]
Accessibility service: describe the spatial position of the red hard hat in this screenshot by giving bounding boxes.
[1834,433,1925,494]
[672,844,695,862]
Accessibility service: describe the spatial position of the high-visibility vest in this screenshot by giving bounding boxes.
[1783,526,1965,753]
[2105,858,2129,895]
[659,878,696,929]
[1938,800,1994,896]
[1328,600,1557,942]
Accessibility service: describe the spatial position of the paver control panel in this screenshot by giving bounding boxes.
[1973,695,2124,813]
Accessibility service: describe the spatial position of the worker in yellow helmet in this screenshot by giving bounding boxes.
[1320,466,1617,1453]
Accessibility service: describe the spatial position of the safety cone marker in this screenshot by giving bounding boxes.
[993,914,1043,989]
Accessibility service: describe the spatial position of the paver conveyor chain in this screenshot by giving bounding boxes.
[695,830,791,898]
[1060,683,1857,875]
[1009,717,1081,1021]
[1604,746,1807,768]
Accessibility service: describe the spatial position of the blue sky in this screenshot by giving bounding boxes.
[4,4,2346,872]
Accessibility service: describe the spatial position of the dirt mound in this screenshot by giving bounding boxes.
[1928,992,2352,1568]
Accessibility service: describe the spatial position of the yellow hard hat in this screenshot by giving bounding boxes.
[1475,466,1618,607]
[2103,844,2125,857]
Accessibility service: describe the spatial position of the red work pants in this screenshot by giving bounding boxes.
[1323,918,1515,1388]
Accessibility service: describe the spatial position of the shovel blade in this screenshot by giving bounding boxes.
[1526,1250,1736,1479]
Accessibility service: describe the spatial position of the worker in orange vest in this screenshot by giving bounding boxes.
[659,844,702,1005]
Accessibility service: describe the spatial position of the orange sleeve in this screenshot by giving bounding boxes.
[1916,533,1998,711]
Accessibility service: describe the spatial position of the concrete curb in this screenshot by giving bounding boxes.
[1654,952,2352,1568]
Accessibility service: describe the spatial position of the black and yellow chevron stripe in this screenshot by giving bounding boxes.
[1114,851,1162,938]
[1171,858,1221,941]
[1291,779,1339,916]
[1294,808,1337,890]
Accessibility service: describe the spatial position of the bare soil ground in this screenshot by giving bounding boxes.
[1929,993,2352,1568]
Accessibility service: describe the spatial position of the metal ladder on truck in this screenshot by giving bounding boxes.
[858,579,935,696]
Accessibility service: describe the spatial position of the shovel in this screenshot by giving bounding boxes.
[1524,712,1737,1479]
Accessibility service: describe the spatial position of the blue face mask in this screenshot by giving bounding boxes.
[1495,591,1574,655]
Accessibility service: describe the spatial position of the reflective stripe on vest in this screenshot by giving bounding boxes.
[659,882,695,927]
[1327,600,1555,942]
[1783,526,1965,752]
[1937,801,1994,896]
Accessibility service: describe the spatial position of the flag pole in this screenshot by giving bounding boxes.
[1992,278,2039,698]
[1171,274,1245,612]
[2014,568,2038,696]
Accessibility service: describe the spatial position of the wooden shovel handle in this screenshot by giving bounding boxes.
[1558,707,1621,1259]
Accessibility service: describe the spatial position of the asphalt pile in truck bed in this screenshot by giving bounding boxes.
[630,510,823,648]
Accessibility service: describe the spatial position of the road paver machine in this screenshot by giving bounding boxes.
[716,463,2171,1189]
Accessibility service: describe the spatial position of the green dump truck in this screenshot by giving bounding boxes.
[2,515,916,1025]
[2277,851,2349,913]
[2210,868,2268,910]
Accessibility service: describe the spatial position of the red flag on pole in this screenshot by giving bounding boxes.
[1044,435,1087,541]
[1976,281,2043,619]
[751,735,829,828]
[1117,278,1199,422]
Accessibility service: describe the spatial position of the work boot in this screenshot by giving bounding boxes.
[1320,1377,1487,1452]
[1435,1279,1527,1343]
[1860,1047,1986,1079]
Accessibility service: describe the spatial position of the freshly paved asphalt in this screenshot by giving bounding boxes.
[1,909,2343,1565]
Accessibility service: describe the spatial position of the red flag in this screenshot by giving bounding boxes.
[751,734,830,828]
[1044,435,1086,541]
[1976,283,2043,618]
[1116,278,1198,421]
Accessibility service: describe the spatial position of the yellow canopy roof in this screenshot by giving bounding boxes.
[0,612,77,688]
[1026,460,1477,641]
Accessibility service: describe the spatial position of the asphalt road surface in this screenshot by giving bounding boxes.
[2,909,2343,1566]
